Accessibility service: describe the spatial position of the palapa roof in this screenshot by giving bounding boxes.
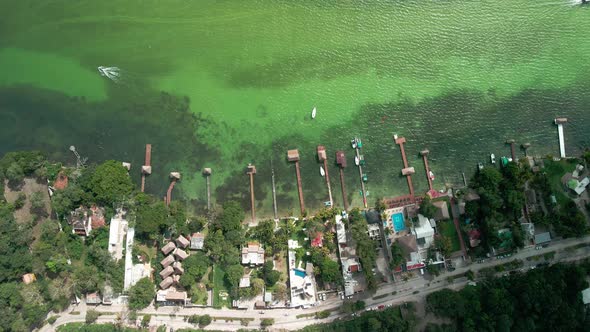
[161,242,176,255]
[176,235,190,248]
[159,266,174,279]
[174,248,189,260]
[160,255,175,268]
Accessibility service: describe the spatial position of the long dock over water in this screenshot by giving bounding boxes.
[336,150,349,211]
[395,135,415,198]
[353,139,368,208]
[317,146,333,207]
[555,118,567,158]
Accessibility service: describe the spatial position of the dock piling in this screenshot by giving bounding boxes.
[420,149,433,192]
[336,151,348,211]
[394,135,415,197]
[141,144,152,192]
[287,150,305,215]
[203,168,212,210]
[246,164,257,223]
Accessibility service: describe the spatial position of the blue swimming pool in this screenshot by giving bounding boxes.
[392,213,406,232]
[294,269,306,278]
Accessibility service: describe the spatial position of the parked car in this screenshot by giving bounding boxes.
[378,305,385,310]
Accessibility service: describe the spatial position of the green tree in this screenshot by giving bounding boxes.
[204,230,226,263]
[180,252,210,288]
[251,220,275,246]
[251,278,265,296]
[88,160,134,205]
[320,259,342,285]
[262,261,281,287]
[274,283,287,301]
[30,191,45,210]
[261,318,274,328]
[128,277,155,310]
[224,264,244,296]
[199,314,211,327]
[73,265,100,294]
[390,242,406,268]
[5,162,24,185]
[419,196,437,218]
[135,198,169,241]
[85,310,99,324]
[434,235,452,257]
[141,315,151,328]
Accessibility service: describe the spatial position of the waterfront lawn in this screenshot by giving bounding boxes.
[544,159,578,206]
[213,265,229,309]
[437,220,461,253]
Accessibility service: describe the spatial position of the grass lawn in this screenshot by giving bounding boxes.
[438,220,461,252]
[213,265,229,308]
[545,159,578,206]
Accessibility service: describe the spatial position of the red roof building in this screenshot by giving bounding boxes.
[54,171,68,190]
[311,233,323,247]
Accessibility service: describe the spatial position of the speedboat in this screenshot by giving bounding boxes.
[311,107,317,119]
[351,138,357,149]
[97,66,121,82]
[478,162,484,171]
[320,166,325,177]
[490,153,496,164]
[355,156,360,166]
[429,170,435,180]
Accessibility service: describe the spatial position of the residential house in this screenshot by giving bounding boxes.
[89,205,106,229]
[568,177,589,196]
[172,261,184,275]
[395,235,425,272]
[174,248,189,261]
[161,242,176,255]
[68,206,92,236]
[159,276,174,290]
[534,232,551,245]
[468,229,481,248]
[156,289,188,306]
[86,292,102,305]
[159,266,175,279]
[190,232,205,250]
[413,214,435,249]
[176,235,190,249]
[160,255,175,268]
[241,242,265,266]
[108,209,128,260]
[367,224,381,241]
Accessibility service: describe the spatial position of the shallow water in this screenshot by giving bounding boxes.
[0,0,589,218]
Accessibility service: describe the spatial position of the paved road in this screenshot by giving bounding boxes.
[46,236,590,331]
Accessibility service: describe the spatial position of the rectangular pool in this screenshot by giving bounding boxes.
[294,269,306,278]
[392,213,406,232]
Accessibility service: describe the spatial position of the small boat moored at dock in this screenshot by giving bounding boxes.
[429,170,435,180]
[311,107,317,119]
[351,138,357,149]
[362,173,368,182]
[490,153,496,164]
[320,166,325,177]
[355,156,360,166]
[478,162,484,171]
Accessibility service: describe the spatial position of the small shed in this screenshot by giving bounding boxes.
[287,149,300,162]
[336,151,347,168]
[317,146,327,161]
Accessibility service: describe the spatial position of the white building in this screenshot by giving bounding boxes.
[413,214,435,249]
[241,242,265,266]
[108,210,128,261]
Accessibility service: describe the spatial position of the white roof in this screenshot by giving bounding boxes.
[574,177,589,195]
[414,214,434,239]
[336,215,347,244]
[583,288,590,305]
[108,217,120,246]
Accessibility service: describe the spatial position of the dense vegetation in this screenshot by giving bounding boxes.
[348,208,378,291]
[426,263,590,331]
[301,305,414,332]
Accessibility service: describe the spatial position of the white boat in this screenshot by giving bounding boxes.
[429,170,435,180]
[320,166,325,177]
[98,66,121,82]
[478,162,484,170]
[311,107,317,119]
[490,153,496,164]
[355,156,360,166]
[351,139,357,149]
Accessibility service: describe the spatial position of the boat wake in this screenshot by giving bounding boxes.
[98,66,122,83]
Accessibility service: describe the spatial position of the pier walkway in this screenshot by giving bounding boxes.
[395,135,415,198]
[353,139,368,208]
[555,118,567,158]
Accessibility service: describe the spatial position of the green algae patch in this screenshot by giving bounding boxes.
[0,48,107,101]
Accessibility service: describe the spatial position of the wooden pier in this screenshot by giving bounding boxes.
[166,172,181,206]
[141,144,152,192]
[271,161,278,220]
[394,135,415,197]
[336,150,349,211]
[203,168,212,210]
[554,118,567,158]
[353,140,368,208]
[287,150,305,215]
[246,164,257,223]
[506,139,516,161]
[420,149,433,192]
[317,146,333,207]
